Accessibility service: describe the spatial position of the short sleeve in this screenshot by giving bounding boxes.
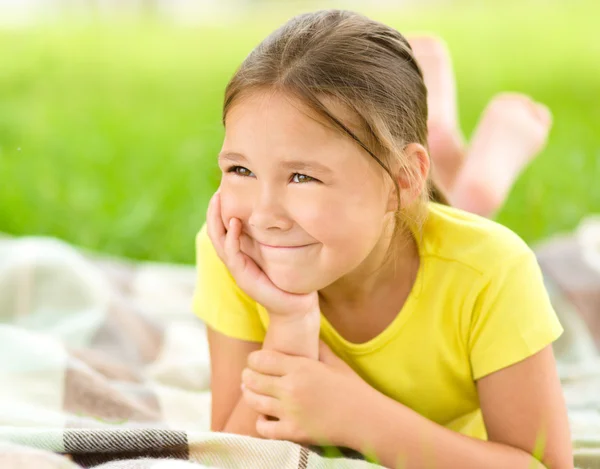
[468,250,563,380]
[192,223,266,343]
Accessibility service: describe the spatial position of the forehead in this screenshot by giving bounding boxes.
[223,90,366,163]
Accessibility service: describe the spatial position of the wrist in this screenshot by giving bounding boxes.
[267,308,321,327]
[264,309,321,359]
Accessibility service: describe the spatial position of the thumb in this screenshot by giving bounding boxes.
[319,340,346,367]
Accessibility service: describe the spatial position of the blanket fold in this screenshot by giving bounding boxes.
[1,218,599,468]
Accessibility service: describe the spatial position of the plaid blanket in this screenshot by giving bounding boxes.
[0,217,599,469]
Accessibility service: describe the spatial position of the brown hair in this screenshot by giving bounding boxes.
[222,9,447,262]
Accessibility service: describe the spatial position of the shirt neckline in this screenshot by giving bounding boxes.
[319,223,428,356]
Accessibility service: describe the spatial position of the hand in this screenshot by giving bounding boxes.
[206,190,319,318]
[241,340,375,447]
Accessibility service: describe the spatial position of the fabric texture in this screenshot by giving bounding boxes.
[0,236,379,469]
[193,203,563,440]
[0,214,599,468]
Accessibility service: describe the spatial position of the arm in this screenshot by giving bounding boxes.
[213,310,321,435]
[202,192,321,435]
[343,346,573,469]
[206,327,261,433]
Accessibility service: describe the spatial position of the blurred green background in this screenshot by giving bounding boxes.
[0,0,598,264]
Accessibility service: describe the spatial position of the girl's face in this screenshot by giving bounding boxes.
[218,90,395,294]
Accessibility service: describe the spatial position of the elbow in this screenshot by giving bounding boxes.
[536,462,574,469]
[210,415,228,433]
[533,454,574,469]
[510,445,573,469]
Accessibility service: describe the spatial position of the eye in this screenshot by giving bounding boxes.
[291,173,316,184]
[226,166,255,177]
[226,166,318,184]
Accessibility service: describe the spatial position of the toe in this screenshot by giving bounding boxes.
[532,102,553,127]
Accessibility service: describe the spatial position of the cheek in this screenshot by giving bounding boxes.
[308,185,386,249]
[218,188,263,261]
[282,189,386,288]
[219,187,252,226]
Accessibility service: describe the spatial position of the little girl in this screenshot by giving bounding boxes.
[193,10,572,469]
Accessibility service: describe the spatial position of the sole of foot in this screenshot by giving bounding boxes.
[450,93,552,218]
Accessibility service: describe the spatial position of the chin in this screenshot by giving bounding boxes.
[265,267,324,295]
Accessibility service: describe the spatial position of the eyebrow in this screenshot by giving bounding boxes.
[218,151,334,175]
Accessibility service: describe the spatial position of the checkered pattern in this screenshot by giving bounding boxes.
[0,216,599,468]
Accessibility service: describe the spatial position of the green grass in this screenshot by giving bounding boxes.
[0,0,598,263]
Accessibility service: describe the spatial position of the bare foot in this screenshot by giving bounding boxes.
[449,93,552,218]
[409,35,465,193]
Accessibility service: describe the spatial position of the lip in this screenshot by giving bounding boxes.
[257,242,313,249]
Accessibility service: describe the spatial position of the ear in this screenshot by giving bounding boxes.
[386,143,430,212]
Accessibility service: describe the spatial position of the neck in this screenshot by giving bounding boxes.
[318,221,419,312]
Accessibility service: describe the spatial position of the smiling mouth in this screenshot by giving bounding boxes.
[257,242,314,249]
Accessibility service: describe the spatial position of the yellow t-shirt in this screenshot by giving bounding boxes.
[192,202,563,440]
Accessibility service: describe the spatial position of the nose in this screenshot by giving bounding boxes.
[248,186,293,232]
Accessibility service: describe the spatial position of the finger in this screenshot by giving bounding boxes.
[220,216,277,303]
[256,415,312,444]
[206,191,226,259]
[224,217,247,273]
[247,349,298,377]
[206,191,225,240]
[256,414,286,440]
[242,386,282,418]
[242,368,281,398]
[224,218,261,286]
[533,102,553,127]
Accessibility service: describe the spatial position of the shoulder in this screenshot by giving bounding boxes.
[196,222,212,253]
[421,202,534,277]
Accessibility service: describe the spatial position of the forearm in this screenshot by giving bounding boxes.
[262,309,321,359]
[224,310,321,435]
[222,394,262,437]
[345,391,547,469]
